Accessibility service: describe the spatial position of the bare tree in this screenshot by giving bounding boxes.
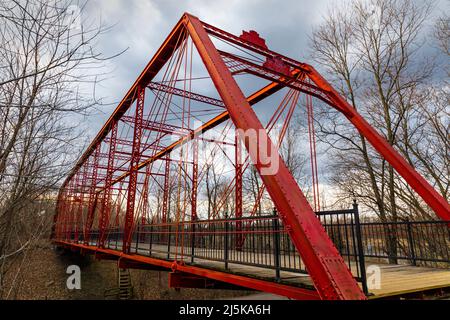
[243,166,263,215]
[435,14,450,57]
[203,148,229,219]
[0,0,120,298]
[243,120,308,215]
[310,0,446,262]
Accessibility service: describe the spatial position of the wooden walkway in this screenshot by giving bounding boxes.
[367,264,450,298]
[104,241,450,299]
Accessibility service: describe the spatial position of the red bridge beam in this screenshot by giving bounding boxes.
[54,241,320,300]
[54,12,449,302]
[184,13,366,300]
[148,81,225,108]
[60,16,187,191]
[305,66,450,220]
[97,76,294,194]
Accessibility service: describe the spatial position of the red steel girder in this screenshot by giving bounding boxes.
[99,79,291,193]
[162,158,171,224]
[304,67,450,220]
[105,137,166,151]
[235,131,243,248]
[202,20,309,72]
[215,32,449,218]
[60,17,187,190]
[219,50,338,111]
[121,115,192,136]
[99,122,118,248]
[191,138,198,220]
[204,17,449,220]
[54,241,320,300]
[123,86,145,253]
[53,12,450,301]
[140,164,152,223]
[184,13,365,300]
[148,81,225,108]
[84,145,100,244]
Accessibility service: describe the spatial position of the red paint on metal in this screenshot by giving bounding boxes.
[84,145,100,244]
[99,122,117,248]
[54,241,320,300]
[123,86,145,253]
[239,30,268,49]
[192,138,198,221]
[52,12,450,302]
[305,66,450,220]
[235,131,243,248]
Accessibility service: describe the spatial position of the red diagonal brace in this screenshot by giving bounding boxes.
[184,13,366,300]
[305,67,450,221]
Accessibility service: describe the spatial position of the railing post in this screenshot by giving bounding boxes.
[224,212,229,270]
[167,223,171,260]
[273,208,281,282]
[353,201,368,296]
[406,219,417,266]
[115,227,119,250]
[191,221,196,264]
[149,224,153,256]
[135,223,140,253]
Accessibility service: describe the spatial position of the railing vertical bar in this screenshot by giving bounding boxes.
[353,201,368,296]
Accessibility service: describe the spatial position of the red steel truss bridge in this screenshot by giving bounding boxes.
[51,13,450,300]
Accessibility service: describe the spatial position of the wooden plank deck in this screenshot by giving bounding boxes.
[103,241,450,299]
[366,264,450,298]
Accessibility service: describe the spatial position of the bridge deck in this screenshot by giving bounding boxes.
[93,241,450,299]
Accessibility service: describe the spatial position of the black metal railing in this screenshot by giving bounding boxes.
[358,220,450,267]
[62,205,450,296]
[316,202,368,294]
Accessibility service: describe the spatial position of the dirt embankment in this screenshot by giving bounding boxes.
[8,241,252,300]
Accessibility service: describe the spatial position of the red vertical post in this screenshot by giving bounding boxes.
[184,14,366,299]
[161,158,171,243]
[162,158,171,224]
[66,179,76,241]
[235,130,243,249]
[139,163,152,243]
[75,163,89,243]
[99,122,118,247]
[72,176,80,240]
[191,139,198,221]
[73,171,82,242]
[84,145,100,245]
[123,86,145,253]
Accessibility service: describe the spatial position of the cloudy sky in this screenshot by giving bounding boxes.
[76,0,447,142]
[78,0,334,136]
[78,0,448,139]
[64,0,448,209]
